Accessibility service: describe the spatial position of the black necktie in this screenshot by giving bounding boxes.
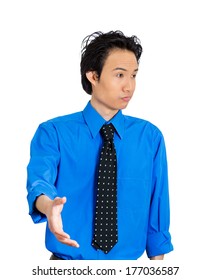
[92,123,118,253]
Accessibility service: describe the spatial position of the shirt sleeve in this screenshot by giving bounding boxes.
[146,129,173,258]
[26,122,60,223]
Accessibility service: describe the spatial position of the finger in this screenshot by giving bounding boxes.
[55,234,79,247]
[54,231,79,247]
[61,239,79,247]
[54,230,70,239]
[54,196,67,206]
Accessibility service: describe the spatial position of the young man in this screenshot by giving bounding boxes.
[26,31,173,260]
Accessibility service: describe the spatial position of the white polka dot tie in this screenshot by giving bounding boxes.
[92,123,118,254]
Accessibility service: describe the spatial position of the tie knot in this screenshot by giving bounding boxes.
[100,124,115,141]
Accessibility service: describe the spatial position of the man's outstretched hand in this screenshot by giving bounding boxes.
[36,195,79,247]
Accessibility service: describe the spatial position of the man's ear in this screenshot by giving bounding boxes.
[86,71,99,86]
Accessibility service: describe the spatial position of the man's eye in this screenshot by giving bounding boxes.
[117,73,123,78]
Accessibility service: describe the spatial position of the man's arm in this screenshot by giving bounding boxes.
[146,131,173,258]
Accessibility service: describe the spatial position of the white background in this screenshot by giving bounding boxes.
[1,0,210,278]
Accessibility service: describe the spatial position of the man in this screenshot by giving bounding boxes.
[26,31,173,260]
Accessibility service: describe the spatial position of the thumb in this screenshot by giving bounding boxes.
[54,196,67,206]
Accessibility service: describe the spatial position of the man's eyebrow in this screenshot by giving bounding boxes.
[113,67,139,72]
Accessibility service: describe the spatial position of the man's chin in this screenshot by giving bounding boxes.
[120,102,130,110]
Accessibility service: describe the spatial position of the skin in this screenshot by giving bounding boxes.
[87,49,138,121]
[35,49,164,260]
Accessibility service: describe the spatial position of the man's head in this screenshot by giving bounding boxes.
[80,31,143,95]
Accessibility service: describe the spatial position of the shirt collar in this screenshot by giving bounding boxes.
[82,101,124,139]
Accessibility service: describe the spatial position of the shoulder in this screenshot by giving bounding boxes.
[123,115,166,151]
[34,111,84,138]
[123,114,163,138]
[47,111,83,124]
[39,111,84,129]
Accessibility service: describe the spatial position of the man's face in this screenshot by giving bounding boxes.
[90,49,139,117]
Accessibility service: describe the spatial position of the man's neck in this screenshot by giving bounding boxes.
[90,99,119,121]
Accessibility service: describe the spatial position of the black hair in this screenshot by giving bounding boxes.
[80,30,143,95]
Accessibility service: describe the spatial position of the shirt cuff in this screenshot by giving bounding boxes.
[146,231,173,258]
[27,189,57,224]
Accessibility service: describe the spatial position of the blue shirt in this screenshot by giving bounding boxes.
[26,101,173,260]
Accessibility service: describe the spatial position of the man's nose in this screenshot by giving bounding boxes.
[123,78,135,93]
